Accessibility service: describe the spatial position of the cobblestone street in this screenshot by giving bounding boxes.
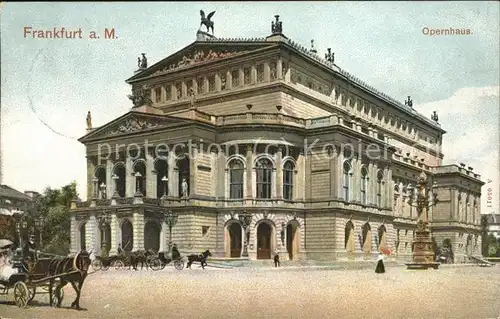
[1,265,499,319]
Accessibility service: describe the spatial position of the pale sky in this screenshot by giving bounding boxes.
[1,2,499,213]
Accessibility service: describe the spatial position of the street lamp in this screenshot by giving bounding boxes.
[164,211,178,252]
[406,171,440,270]
[238,212,252,258]
[161,176,168,199]
[13,210,24,249]
[134,172,143,196]
[112,174,119,197]
[92,177,99,199]
[100,182,107,199]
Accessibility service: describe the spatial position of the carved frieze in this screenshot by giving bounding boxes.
[107,117,165,136]
[290,68,330,97]
[154,49,250,75]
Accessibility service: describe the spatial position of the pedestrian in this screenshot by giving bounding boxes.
[375,252,385,274]
[273,252,280,268]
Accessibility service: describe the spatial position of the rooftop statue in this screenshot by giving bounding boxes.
[199,10,215,34]
[86,111,92,129]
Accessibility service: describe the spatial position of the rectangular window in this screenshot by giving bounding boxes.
[243,67,251,85]
[197,77,204,94]
[208,75,216,92]
[231,70,240,87]
[165,84,172,100]
[256,64,264,83]
[229,167,244,199]
[376,182,382,207]
[283,167,294,200]
[256,161,272,199]
[155,87,162,103]
[175,82,182,99]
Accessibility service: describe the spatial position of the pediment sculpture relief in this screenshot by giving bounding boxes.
[128,84,153,108]
[154,49,250,75]
[107,117,163,136]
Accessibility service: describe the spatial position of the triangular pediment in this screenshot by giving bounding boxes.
[127,40,277,83]
[79,111,191,143]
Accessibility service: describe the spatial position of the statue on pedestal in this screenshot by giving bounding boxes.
[199,10,216,34]
[181,178,189,198]
[86,111,92,129]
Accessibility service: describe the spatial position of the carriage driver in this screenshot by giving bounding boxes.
[22,234,38,262]
[171,244,180,260]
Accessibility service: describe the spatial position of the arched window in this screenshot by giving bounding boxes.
[256,158,272,199]
[229,159,244,199]
[343,161,351,202]
[360,167,368,205]
[283,161,295,200]
[376,171,383,207]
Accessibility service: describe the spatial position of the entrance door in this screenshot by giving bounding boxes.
[229,223,242,257]
[257,223,272,259]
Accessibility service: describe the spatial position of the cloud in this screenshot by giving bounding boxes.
[416,86,500,214]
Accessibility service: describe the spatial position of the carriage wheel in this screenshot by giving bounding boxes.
[149,258,163,271]
[114,260,125,270]
[91,259,102,271]
[50,287,65,307]
[14,282,29,308]
[174,260,184,270]
[28,287,36,303]
[102,263,110,271]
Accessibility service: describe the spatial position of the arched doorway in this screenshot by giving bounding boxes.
[286,221,300,260]
[362,223,372,255]
[227,223,242,258]
[79,223,86,251]
[144,221,161,252]
[345,221,355,255]
[121,219,133,252]
[378,225,387,252]
[257,223,272,259]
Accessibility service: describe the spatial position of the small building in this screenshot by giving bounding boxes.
[485,213,500,239]
[70,14,484,261]
[0,185,35,243]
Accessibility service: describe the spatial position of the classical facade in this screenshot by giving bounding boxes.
[70,15,484,261]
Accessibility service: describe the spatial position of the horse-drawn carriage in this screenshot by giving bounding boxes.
[148,251,185,271]
[0,241,90,308]
[91,253,129,271]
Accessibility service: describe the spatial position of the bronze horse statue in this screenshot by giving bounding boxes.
[199,10,215,34]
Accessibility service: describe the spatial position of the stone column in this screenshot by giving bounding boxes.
[88,213,99,253]
[386,166,392,209]
[126,156,134,197]
[106,159,113,199]
[239,68,244,87]
[161,220,167,252]
[275,148,283,199]
[132,209,145,251]
[277,58,283,80]
[251,65,257,84]
[190,146,198,196]
[211,150,218,198]
[352,156,360,203]
[215,73,221,91]
[264,61,270,82]
[329,146,338,198]
[296,152,305,201]
[337,147,344,198]
[109,213,118,255]
[168,152,176,197]
[86,157,95,202]
[217,153,226,199]
[70,213,78,254]
[146,150,156,198]
[245,145,253,199]
[226,70,232,90]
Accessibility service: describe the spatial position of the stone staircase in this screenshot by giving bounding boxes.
[467,255,495,267]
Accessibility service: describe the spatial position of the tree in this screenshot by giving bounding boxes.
[36,181,79,256]
[481,215,489,256]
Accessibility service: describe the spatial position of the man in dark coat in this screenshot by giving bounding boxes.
[22,235,37,262]
[171,244,180,260]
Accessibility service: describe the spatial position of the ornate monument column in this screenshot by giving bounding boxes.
[406,172,440,270]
